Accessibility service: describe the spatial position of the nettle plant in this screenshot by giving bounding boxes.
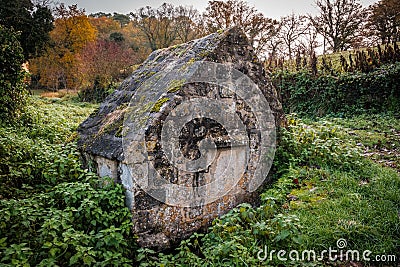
[1,179,137,266]
[276,115,362,171]
[0,97,136,266]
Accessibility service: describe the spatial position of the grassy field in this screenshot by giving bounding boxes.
[0,96,399,266]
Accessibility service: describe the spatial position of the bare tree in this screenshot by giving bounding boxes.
[310,0,367,52]
[131,6,159,51]
[131,4,177,51]
[131,3,200,51]
[299,19,321,55]
[279,13,309,59]
[175,5,201,43]
[202,0,279,55]
[367,0,400,44]
[264,23,284,65]
[32,0,53,7]
[156,3,178,48]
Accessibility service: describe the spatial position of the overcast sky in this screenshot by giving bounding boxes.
[57,0,378,19]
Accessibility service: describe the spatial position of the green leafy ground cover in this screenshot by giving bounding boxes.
[0,97,399,266]
[0,97,136,266]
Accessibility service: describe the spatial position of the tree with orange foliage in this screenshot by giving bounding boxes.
[88,16,120,40]
[120,21,152,62]
[31,4,97,90]
[51,4,96,52]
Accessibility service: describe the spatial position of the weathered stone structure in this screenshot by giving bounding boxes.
[78,27,284,250]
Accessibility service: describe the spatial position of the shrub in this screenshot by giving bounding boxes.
[275,115,362,171]
[0,97,97,198]
[78,78,116,103]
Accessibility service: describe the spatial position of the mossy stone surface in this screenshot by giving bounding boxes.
[77,27,284,250]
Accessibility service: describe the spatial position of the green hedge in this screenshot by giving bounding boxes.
[272,62,400,116]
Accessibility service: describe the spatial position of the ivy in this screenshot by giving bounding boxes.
[273,62,400,116]
[0,25,28,121]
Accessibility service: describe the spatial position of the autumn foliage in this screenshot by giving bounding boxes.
[77,39,135,88]
[27,0,400,97]
[30,4,141,92]
[31,5,96,90]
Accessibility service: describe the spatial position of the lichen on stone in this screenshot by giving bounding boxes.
[77,27,284,251]
[167,79,186,93]
[151,97,169,113]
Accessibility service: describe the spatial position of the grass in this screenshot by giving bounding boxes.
[292,163,400,253]
[0,96,98,199]
[327,115,400,170]
[280,116,399,261]
[286,115,400,258]
[0,96,399,266]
